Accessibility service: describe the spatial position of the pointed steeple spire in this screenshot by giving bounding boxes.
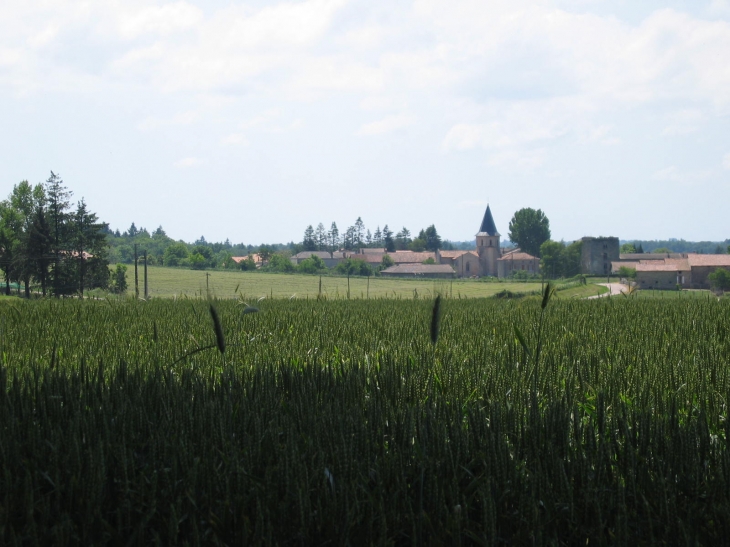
[478,204,499,236]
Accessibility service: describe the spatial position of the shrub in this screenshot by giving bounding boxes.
[189,253,207,270]
[110,264,127,293]
[709,268,730,292]
[298,255,326,274]
[617,266,637,279]
[335,258,372,276]
[265,254,295,273]
[239,256,258,271]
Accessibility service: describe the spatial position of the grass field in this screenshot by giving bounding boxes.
[125,265,571,299]
[635,288,717,298]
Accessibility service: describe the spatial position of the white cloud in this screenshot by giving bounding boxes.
[723,152,730,169]
[175,157,204,168]
[651,165,714,185]
[486,148,548,171]
[138,111,199,131]
[220,133,249,146]
[708,0,730,17]
[341,25,386,49]
[357,114,415,136]
[117,2,203,39]
[239,110,303,133]
[662,109,705,136]
[580,125,621,145]
[441,97,589,154]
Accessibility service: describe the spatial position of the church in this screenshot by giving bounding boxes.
[436,204,540,278]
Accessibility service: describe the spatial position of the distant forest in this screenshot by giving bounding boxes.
[621,239,730,254]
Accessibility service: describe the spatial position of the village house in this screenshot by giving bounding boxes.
[231,254,264,267]
[616,254,730,290]
[497,249,540,277]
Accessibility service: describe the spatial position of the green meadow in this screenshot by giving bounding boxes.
[122,265,590,300]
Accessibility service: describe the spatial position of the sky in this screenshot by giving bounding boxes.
[2,0,729,245]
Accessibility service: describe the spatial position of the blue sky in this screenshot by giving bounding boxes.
[2,0,729,244]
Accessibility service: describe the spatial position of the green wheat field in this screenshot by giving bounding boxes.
[1,294,729,544]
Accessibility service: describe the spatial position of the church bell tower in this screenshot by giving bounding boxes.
[476,204,501,276]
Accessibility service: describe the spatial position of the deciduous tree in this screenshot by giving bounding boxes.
[508,208,550,257]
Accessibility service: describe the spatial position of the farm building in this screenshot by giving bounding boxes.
[626,254,730,290]
[355,250,437,268]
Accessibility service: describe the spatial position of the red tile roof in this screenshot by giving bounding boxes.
[497,252,538,261]
[232,254,260,264]
[381,264,455,275]
[687,254,730,267]
[361,252,436,264]
[439,250,473,258]
[636,263,681,272]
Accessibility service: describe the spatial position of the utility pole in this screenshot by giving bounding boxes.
[144,250,148,299]
[134,243,139,300]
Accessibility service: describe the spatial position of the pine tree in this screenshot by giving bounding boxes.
[383,225,395,252]
[315,223,327,251]
[329,222,339,252]
[373,226,382,247]
[303,225,316,251]
[343,226,356,250]
[45,172,72,296]
[72,199,109,297]
[395,227,411,250]
[354,217,365,248]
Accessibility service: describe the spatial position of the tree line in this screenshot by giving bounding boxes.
[301,219,446,253]
[0,173,109,297]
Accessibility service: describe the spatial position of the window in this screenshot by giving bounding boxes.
[466,262,470,272]
[489,240,492,247]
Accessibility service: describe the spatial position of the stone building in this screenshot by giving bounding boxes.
[497,250,540,277]
[476,205,503,276]
[629,254,730,290]
[581,236,620,275]
[437,250,480,277]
